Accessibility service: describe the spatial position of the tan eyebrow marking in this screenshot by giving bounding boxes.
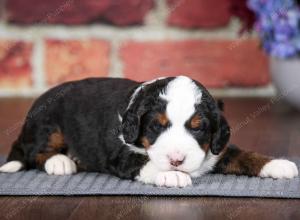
[141,137,151,149]
[156,113,169,127]
[190,114,201,129]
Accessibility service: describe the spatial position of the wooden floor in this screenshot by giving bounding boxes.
[0,98,300,220]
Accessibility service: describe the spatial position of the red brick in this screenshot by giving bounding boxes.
[120,39,270,88]
[103,0,154,26]
[45,39,110,86]
[0,1,5,20]
[6,0,110,24]
[0,40,32,89]
[167,0,231,28]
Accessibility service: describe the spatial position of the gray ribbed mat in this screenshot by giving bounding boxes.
[0,157,300,198]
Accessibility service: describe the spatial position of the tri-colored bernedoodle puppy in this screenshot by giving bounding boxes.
[0,76,298,187]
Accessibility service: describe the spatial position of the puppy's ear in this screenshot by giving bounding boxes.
[122,110,140,144]
[121,89,148,144]
[210,114,230,155]
[210,101,231,155]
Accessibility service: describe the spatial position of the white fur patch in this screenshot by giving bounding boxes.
[136,161,161,184]
[118,113,123,122]
[191,151,220,177]
[147,76,205,173]
[45,154,77,175]
[0,161,23,173]
[160,76,202,119]
[259,159,298,179]
[155,171,192,187]
[118,134,147,155]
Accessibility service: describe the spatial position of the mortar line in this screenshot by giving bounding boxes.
[108,39,123,78]
[0,20,244,42]
[31,38,46,92]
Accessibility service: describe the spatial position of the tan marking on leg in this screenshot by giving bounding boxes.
[48,129,64,149]
[35,152,57,166]
[224,151,271,176]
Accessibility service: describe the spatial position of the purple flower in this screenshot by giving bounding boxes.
[248,0,300,58]
[287,9,300,27]
[270,42,297,58]
[274,21,295,41]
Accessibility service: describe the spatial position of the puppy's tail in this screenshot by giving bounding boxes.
[0,139,24,173]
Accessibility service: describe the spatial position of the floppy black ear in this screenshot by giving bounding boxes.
[210,114,231,155]
[121,78,170,144]
[121,89,148,144]
[209,100,231,155]
[122,110,142,144]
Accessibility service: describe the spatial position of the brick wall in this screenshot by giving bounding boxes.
[0,0,272,97]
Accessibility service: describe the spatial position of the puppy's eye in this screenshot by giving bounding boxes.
[189,114,201,130]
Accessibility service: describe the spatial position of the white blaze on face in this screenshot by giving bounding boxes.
[147,76,205,173]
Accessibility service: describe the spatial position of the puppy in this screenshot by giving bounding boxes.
[0,76,298,187]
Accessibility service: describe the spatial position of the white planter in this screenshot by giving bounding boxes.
[270,57,300,109]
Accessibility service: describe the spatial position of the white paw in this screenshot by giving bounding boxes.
[155,171,192,188]
[45,154,77,175]
[260,159,298,179]
[0,161,23,173]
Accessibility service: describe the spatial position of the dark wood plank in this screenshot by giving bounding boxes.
[0,196,82,220]
[0,98,299,220]
[68,196,300,220]
[0,196,299,220]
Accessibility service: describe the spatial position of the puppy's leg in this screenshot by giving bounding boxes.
[34,128,77,175]
[0,139,24,173]
[0,161,23,173]
[213,145,298,179]
[1,123,77,175]
[44,154,77,175]
[136,161,192,187]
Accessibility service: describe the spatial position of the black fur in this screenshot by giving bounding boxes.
[7,77,230,180]
[137,99,169,146]
[210,114,231,155]
[121,78,174,144]
[191,81,231,154]
[8,78,150,179]
[212,144,271,176]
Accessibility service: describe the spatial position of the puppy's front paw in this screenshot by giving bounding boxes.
[45,154,77,175]
[155,171,192,187]
[259,159,298,179]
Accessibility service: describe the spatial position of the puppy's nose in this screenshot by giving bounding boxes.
[170,159,185,167]
[168,152,185,167]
